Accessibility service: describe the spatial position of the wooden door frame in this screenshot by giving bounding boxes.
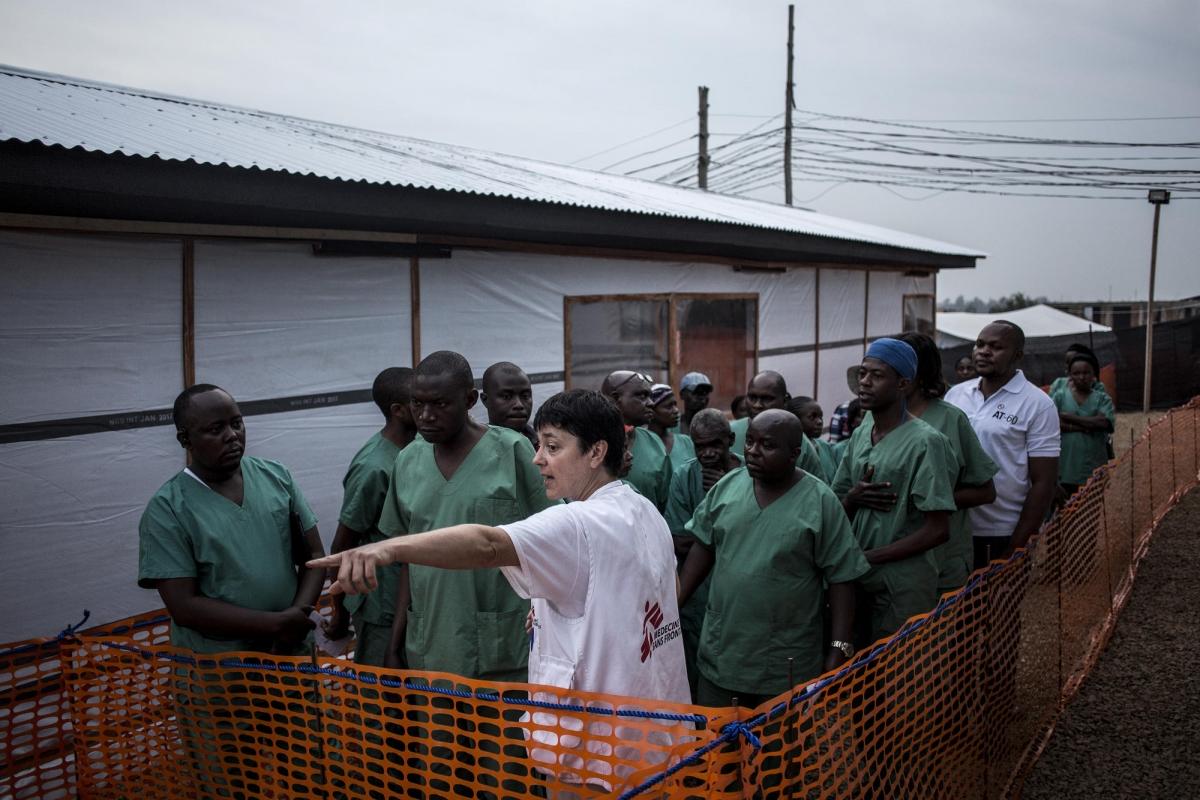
[563,292,759,392]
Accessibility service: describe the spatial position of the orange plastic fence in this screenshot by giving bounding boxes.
[3,398,1198,799]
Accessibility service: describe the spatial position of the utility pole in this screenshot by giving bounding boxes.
[698,86,710,190]
[1143,189,1170,413]
[784,3,795,205]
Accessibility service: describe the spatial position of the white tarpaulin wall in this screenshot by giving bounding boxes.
[0,232,183,642]
[193,240,412,552]
[0,235,413,642]
[0,232,936,643]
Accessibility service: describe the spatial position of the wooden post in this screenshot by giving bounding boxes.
[862,271,871,351]
[784,4,795,206]
[1142,202,1162,413]
[698,86,710,190]
[813,267,821,399]
[409,256,421,367]
[182,239,195,387]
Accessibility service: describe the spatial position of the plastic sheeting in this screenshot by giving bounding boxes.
[194,240,411,399]
[0,429,180,642]
[0,231,182,424]
[194,241,413,550]
[0,231,184,642]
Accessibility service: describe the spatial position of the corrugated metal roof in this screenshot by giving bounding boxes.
[0,65,984,259]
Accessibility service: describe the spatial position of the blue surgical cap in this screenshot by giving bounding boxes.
[865,338,918,380]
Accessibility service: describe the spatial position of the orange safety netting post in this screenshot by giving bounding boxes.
[4,397,1199,799]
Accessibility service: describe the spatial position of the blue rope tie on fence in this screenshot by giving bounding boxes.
[616,549,1035,799]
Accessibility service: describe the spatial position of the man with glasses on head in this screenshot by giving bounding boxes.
[601,370,672,511]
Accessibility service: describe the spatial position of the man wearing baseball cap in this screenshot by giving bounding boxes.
[677,372,713,436]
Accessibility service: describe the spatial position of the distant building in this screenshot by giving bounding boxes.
[1051,297,1200,330]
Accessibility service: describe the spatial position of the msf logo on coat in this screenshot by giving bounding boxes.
[640,600,681,663]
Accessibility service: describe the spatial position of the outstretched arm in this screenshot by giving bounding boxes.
[308,524,519,595]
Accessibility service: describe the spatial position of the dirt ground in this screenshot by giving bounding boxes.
[1112,411,1167,457]
[1021,487,1200,799]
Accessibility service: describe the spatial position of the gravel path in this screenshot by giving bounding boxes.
[1022,487,1200,799]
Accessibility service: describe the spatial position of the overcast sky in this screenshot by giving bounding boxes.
[3,0,1197,302]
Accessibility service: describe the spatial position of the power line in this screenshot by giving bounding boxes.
[569,116,693,165]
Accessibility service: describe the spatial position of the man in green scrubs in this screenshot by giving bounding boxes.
[663,408,741,698]
[480,361,538,449]
[678,410,869,708]
[139,384,328,798]
[379,351,554,678]
[831,339,957,646]
[325,367,417,666]
[730,371,826,480]
[648,383,696,472]
[138,384,325,654]
[601,370,671,510]
[896,333,998,594]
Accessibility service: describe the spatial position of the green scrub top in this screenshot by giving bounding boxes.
[911,401,998,592]
[666,431,697,473]
[731,416,827,482]
[627,426,672,510]
[337,432,402,625]
[1051,384,1115,485]
[377,425,554,681]
[138,456,318,654]
[831,417,957,636]
[811,437,840,484]
[664,455,744,645]
[687,468,869,693]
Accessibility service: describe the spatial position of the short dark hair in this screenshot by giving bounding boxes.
[1066,342,1095,356]
[533,389,624,475]
[173,383,227,430]
[897,331,947,400]
[787,395,815,410]
[1068,352,1101,375]
[731,394,747,414]
[846,398,864,434]
[991,320,1026,351]
[415,350,474,392]
[372,367,413,417]
[482,361,528,394]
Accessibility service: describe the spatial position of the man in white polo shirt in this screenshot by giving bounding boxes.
[945,320,1060,567]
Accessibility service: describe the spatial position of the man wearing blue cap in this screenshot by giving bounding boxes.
[677,372,713,436]
[831,338,958,645]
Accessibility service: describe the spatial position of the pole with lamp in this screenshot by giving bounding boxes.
[1143,189,1170,413]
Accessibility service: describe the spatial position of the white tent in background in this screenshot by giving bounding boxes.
[936,304,1111,348]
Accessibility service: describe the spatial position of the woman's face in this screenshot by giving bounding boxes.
[1069,360,1096,390]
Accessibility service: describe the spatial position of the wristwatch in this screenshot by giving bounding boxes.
[830,640,855,658]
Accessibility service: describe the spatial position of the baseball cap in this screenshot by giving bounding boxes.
[679,372,713,393]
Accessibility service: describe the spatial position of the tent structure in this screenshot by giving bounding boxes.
[937,304,1117,395]
[0,65,984,642]
[936,304,1111,347]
